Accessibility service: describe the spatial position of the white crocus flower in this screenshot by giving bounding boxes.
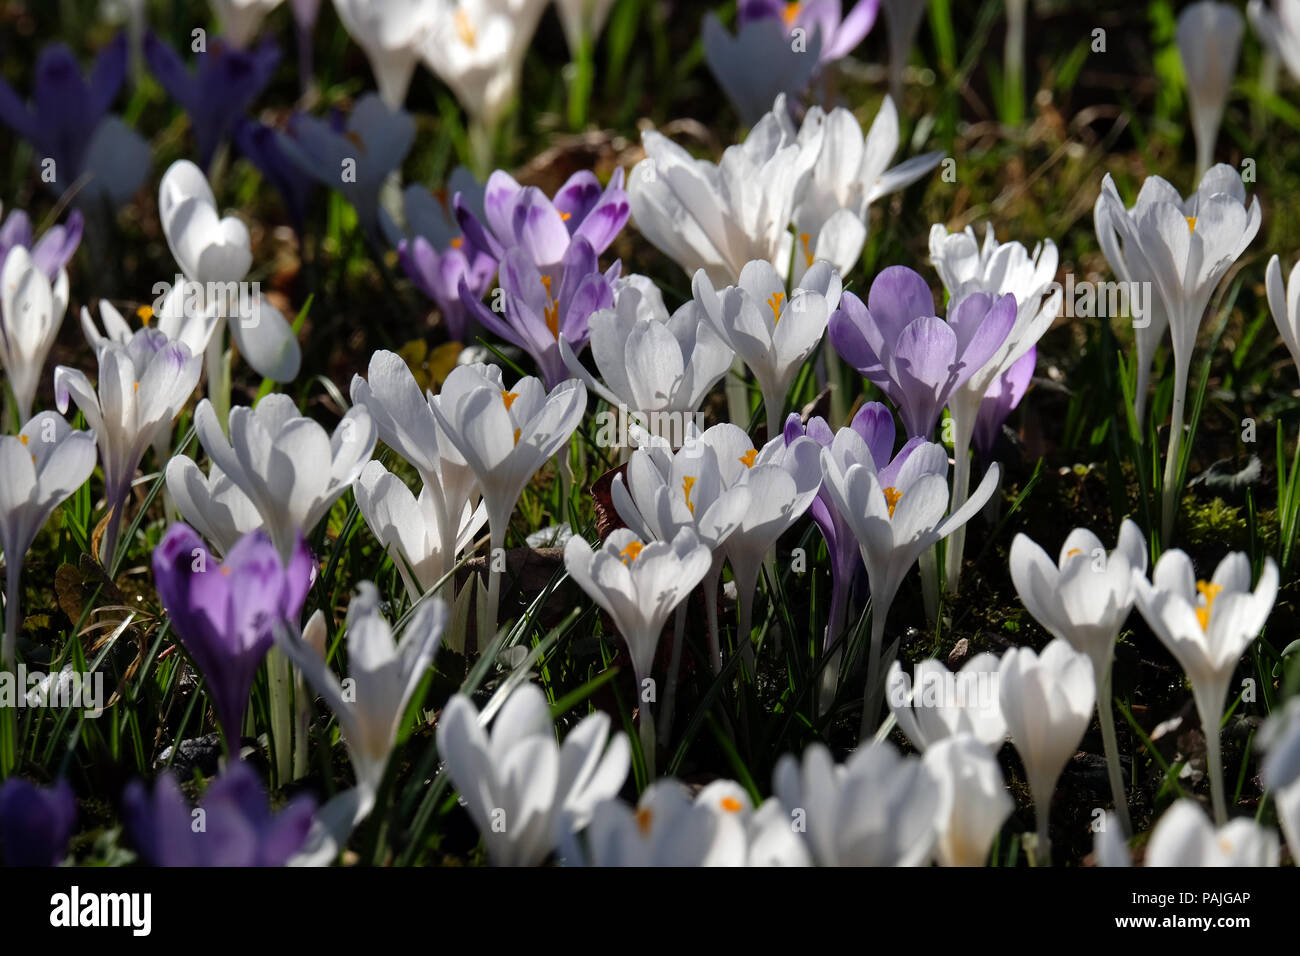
[157,160,301,386]
[352,459,487,602]
[1132,550,1278,824]
[692,780,811,867]
[882,0,931,101]
[886,654,1006,752]
[929,222,1060,594]
[277,582,445,801]
[563,527,712,774]
[578,779,743,866]
[0,246,69,425]
[554,0,617,60]
[1264,254,1300,383]
[193,393,377,561]
[694,259,841,437]
[789,98,943,283]
[819,427,1000,736]
[689,423,821,666]
[331,0,438,108]
[1145,799,1279,866]
[1108,166,1259,545]
[923,734,1014,867]
[0,412,97,667]
[559,276,733,429]
[281,94,416,247]
[421,0,548,130]
[164,457,261,556]
[210,0,284,47]
[54,330,202,564]
[429,363,585,637]
[1009,519,1147,833]
[611,433,752,673]
[773,741,940,867]
[1177,2,1244,181]
[436,682,631,867]
[1249,0,1300,82]
[997,639,1095,864]
[627,95,823,286]
[81,299,216,362]
[1260,699,1300,862]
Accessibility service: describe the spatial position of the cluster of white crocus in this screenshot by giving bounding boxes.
[0,248,70,425]
[630,94,940,287]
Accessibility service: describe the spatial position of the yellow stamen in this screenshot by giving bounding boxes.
[19,434,28,446]
[883,486,902,517]
[433,186,449,211]
[220,566,231,577]
[720,796,743,813]
[501,390,518,410]
[738,448,757,468]
[1218,837,1234,854]
[1066,548,1082,558]
[783,1,801,26]
[133,381,140,394]
[1195,580,1223,631]
[450,236,464,249]
[345,130,366,152]
[620,541,644,565]
[636,807,653,835]
[799,232,813,267]
[1186,216,1197,233]
[682,475,698,515]
[559,211,572,222]
[513,427,521,446]
[455,9,477,47]
[136,304,153,326]
[540,275,560,339]
[766,290,786,325]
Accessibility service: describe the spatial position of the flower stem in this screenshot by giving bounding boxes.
[704,561,723,674]
[639,703,656,781]
[943,411,975,595]
[1198,692,1229,826]
[659,604,688,746]
[1034,794,1053,866]
[858,609,888,743]
[483,524,504,653]
[1160,358,1190,546]
[1097,665,1133,836]
[2,559,20,672]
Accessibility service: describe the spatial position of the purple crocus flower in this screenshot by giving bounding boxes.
[455,168,630,273]
[739,0,882,62]
[784,404,924,652]
[124,762,315,866]
[0,778,76,866]
[233,118,315,236]
[829,265,1016,439]
[973,344,1036,462]
[0,34,129,197]
[152,523,314,747]
[144,32,280,170]
[399,234,496,343]
[460,237,618,388]
[0,206,83,279]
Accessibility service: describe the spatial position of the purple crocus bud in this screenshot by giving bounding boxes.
[0,778,76,866]
[829,266,1015,439]
[124,762,315,866]
[973,344,1036,462]
[144,32,280,170]
[398,234,496,343]
[0,34,128,193]
[455,168,630,272]
[233,118,315,236]
[460,237,618,388]
[152,523,314,746]
[738,0,881,62]
[0,206,83,279]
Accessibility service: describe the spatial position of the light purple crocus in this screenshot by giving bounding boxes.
[784,404,924,658]
[0,34,136,201]
[739,0,882,62]
[152,523,314,748]
[0,778,76,866]
[455,168,630,274]
[973,344,1035,462]
[400,236,496,343]
[144,31,280,170]
[460,237,618,388]
[0,206,83,279]
[124,762,315,866]
[829,265,1016,439]
[233,118,315,237]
